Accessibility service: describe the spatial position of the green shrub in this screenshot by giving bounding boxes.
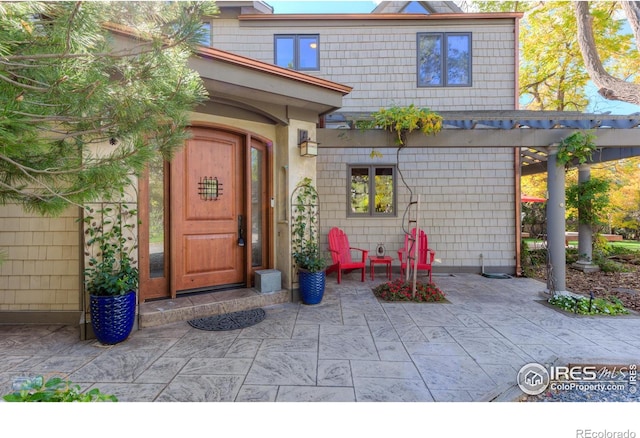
[566,247,579,264]
[3,375,117,402]
[548,294,628,316]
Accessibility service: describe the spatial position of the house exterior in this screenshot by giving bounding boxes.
[0,4,351,328]
[0,1,549,331]
[207,1,522,274]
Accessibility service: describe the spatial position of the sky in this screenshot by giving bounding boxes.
[263,1,640,115]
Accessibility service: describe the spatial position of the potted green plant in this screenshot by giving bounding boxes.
[291,178,328,304]
[83,201,138,344]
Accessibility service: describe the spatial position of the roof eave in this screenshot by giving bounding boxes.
[103,22,352,97]
[195,46,352,95]
[239,12,524,21]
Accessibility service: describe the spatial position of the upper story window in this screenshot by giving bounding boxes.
[402,1,430,13]
[348,165,396,217]
[274,35,319,71]
[417,32,471,87]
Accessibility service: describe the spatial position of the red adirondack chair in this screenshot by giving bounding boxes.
[398,228,435,283]
[327,227,368,283]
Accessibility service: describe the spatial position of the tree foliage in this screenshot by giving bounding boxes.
[472,2,640,236]
[589,158,640,237]
[566,176,611,226]
[0,1,217,215]
[523,159,640,237]
[471,1,640,111]
[576,1,640,106]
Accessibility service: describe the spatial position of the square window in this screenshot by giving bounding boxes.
[275,35,319,71]
[418,32,471,87]
[348,165,396,217]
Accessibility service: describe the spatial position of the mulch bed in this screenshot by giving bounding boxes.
[528,259,640,313]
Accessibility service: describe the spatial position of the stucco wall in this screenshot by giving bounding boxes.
[209,17,517,112]
[316,146,516,273]
[0,204,80,312]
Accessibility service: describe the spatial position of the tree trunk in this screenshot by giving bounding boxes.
[621,1,640,53]
[575,1,640,105]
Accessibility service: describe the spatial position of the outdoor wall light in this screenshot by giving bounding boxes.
[298,129,318,157]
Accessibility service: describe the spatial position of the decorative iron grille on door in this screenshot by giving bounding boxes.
[198,176,222,201]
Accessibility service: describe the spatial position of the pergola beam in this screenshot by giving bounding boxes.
[319,127,640,149]
[522,146,640,176]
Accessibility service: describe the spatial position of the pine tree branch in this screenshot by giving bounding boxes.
[64,2,82,55]
[0,72,50,91]
[0,158,80,207]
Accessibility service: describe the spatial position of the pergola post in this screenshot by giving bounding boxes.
[573,164,600,273]
[546,144,567,294]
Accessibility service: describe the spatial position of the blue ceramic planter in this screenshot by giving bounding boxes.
[298,270,325,305]
[89,290,136,344]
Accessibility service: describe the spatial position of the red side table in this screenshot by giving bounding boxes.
[369,256,392,281]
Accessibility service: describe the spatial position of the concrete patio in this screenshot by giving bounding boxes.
[1,273,639,402]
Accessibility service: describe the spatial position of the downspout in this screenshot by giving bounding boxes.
[514,15,520,111]
[78,205,87,340]
[514,16,522,276]
[515,148,522,276]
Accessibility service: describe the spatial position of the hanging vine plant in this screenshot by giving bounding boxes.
[357,104,443,155]
[556,131,597,167]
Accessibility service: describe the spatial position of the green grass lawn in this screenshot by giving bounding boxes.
[523,238,640,252]
[609,240,640,251]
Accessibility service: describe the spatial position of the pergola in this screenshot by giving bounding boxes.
[321,110,640,292]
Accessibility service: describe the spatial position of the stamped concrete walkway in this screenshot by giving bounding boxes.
[1,274,639,402]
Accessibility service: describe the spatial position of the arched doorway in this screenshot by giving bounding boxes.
[139,125,272,301]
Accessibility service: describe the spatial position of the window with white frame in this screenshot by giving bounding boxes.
[274,35,319,70]
[417,32,471,87]
[348,165,396,216]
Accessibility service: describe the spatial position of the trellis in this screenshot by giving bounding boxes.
[290,179,320,281]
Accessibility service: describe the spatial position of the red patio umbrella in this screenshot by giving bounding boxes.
[521,194,546,203]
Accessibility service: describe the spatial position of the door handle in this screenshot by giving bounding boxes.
[237,215,245,247]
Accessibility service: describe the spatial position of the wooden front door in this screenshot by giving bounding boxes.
[170,127,245,295]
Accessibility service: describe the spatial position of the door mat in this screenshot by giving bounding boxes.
[188,308,266,331]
